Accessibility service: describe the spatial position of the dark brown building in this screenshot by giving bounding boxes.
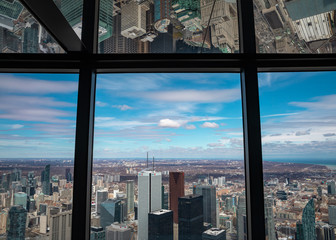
[169,172,185,223]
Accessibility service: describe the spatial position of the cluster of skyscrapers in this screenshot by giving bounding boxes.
[0,164,73,239]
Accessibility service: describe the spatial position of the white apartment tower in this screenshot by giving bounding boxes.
[121,1,148,39]
[138,170,162,240]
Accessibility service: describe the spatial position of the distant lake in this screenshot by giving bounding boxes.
[264,159,336,170]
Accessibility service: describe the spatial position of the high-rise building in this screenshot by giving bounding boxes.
[60,0,113,42]
[328,181,336,195]
[162,186,169,210]
[126,180,134,214]
[27,171,36,196]
[96,189,108,214]
[6,205,27,240]
[154,0,172,33]
[121,1,148,39]
[101,14,139,53]
[202,228,226,240]
[169,172,185,223]
[49,211,72,240]
[148,209,174,240]
[317,186,322,197]
[0,0,23,31]
[322,224,335,240]
[138,170,162,240]
[23,23,39,53]
[100,199,122,229]
[236,196,246,240]
[302,199,316,240]
[328,205,336,225]
[195,185,217,227]
[41,164,51,195]
[178,195,204,240]
[14,192,27,209]
[296,221,304,240]
[264,197,276,240]
[0,209,8,235]
[105,223,132,240]
[65,168,72,182]
[90,226,106,240]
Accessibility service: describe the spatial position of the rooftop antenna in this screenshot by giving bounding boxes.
[152,155,155,171]
[147,152,149,168]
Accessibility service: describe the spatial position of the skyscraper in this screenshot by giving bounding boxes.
[121,1,148,39]
[60,0,113,42]
[328,181,336,195]
[90,227,105,240]
[178,195,204,240]
[138,170,162,240]
[302,199,316,240]
[22,23,39,53]
[202,228,226,240]
[105,223,132,240]
[162,186,169,210]
[126,180,134,214]
[65,168,72,182]
[148,209,173,240]
[236,196,246,240]
[27,171,36,196]
[169,172,185,223]
[328,205,336,225]
[154,0,172,33]
[195,185,217,227]
[14,192,27,209]
[41,164,51,195]
[264,197,276,240]
[96,189,108,214]
[100,199,122,229]
[6,205,27,240]
[49,211,72,240]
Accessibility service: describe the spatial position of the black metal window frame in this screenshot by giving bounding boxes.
[0,0,335,239]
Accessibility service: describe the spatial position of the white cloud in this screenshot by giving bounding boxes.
[96,101,108,107]
[11,124,24,129]
[202,122,219,128]
[185,124,196,130]
[112,105,133,111]
[134,89,240,103]
[0,75,77,94]
[158,119,181,128]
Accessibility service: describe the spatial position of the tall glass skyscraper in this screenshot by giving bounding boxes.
[14,192,27,210]
[60,0,113,42]
[178,195,203,240]
[126,180,134,214]
[41,164,50,196]
[195,185,217,227]
[100,199,122,229]
[96,189,108,214]
[148,209,173,240]
[6,205,27,240]
[302,199,316,240]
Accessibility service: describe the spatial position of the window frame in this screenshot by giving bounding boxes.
[0,0,335,239]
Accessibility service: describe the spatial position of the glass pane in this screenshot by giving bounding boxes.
[55,0,83,40]
[254,0,336,53]
[98,0,240,53]
[259,72,336,239]
[0,1,65,53]
[91,73,246,239]
[0,73,78,238]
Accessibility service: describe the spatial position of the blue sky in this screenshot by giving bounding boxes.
[0,72,335,160]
